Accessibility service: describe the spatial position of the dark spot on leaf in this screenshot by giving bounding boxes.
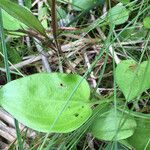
[68,106,71,109]
[74,113,79,117]
[82,106,84,108]
[60,83,64,87]
[129,64,137,71]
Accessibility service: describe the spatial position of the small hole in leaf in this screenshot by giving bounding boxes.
[74,113,79,117]
[60,83,64,87]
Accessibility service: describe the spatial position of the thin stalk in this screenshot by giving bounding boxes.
[0,8,23,150]
[47,0,63,72]
[47,0,62,54]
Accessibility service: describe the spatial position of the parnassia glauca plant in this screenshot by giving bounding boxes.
[0,58,150,149]
[0,0,150,149]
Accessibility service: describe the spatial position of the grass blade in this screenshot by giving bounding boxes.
[0,8,23,150]
[0,0,46,36]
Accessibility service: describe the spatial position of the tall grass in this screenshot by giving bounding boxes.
[0,8,23,150]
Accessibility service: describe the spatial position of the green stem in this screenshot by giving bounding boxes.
[89,98,113,106]
[0,8,23,150]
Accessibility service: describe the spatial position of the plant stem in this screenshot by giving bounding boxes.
[0,8,23,150]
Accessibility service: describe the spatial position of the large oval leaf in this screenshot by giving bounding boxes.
[91,108,137,141]
[0,73,92,133]
[127,117,150,150]
[0,0,46,36]
[116,59,150,101]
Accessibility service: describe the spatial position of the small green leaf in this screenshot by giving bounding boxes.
[0,73,92,133]
[0,0,46,36]
[119,139,134,150]
[57,6,67,20]
[38,7,48,29]
[107,3,129,25]
[143,17,150,29]
[116,59,150,101]
[72,0,95,11]
[118,27,147,41]
[127,117,150,150]
[2,9,26,31]
[0,43,21,65]
[91,108,137,141]
[117,0,130,4]
[8,48,22,64]
[72,0,104,11]
[24,0,32,9]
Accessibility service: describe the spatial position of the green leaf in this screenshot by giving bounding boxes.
[72,0,104,11]
[0,0,46,36]
[143,17,150,29]
[24,0,32,9]
[118,27,147,41]
[91,108,137,141]
[127,117,150,150]
[0,73,92,133]
[57,6,67,20]
[38,7,48,29]
[8,48,22,64]
[72,0,95,11]
[116,59,150,101]
[107,3,129,25]
[119,139,134,150]
[0,43,21,66]
[2,9,26,31]
[117,0,130,4]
